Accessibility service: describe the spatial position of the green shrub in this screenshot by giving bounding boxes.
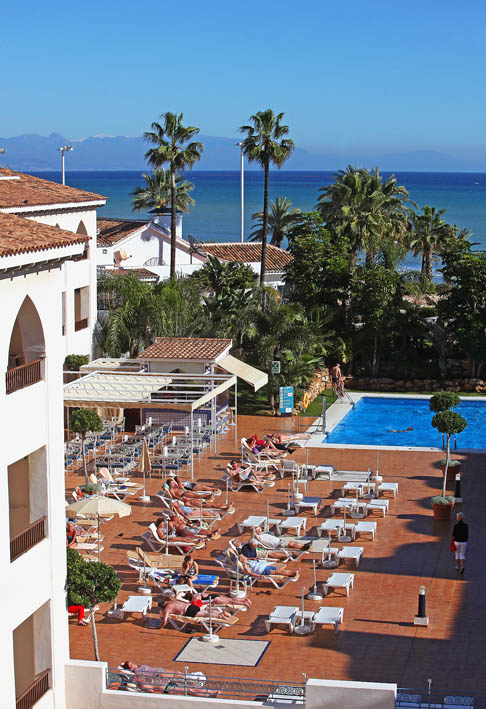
[65,354,89,371]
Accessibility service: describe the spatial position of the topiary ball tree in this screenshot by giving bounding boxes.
[429,391,461,413]
[69,408,103,483]
[432,410,467,496]
[64,354,89,372]
[66,549,120,661]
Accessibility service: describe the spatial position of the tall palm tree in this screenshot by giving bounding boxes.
[249,196,302,247]
[317,166,410,273]
[240,110,294,285]
[408,205,450,281]
[131,169,195,213]
[144,113,203,279]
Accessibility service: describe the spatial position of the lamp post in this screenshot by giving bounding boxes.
[236,142,244,242]
[57,145,74,185]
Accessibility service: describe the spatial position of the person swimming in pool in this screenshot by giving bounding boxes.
[389,426,413,433]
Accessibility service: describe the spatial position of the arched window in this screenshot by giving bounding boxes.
[76,220,88,235]
[7,297,45,373]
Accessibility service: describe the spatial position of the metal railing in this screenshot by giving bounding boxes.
[16,669,50,709]
[396,688,481,707]
[6,358,43,394]
[10,516,47,562]
[74,317,88,331]
[105,668,305,703]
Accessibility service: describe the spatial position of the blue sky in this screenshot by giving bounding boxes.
[2,0,486,158]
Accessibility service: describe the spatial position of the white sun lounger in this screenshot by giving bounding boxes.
[323,572,355,597]
[119,595,152,620]
[275,517,307,536]
[337,546,364,568]
[342,482,363,496]
[317,519,344,539]
[294,497,322,516]
[378,482,399,499]
[311,606,344,634]
[354,521,377,540]
[366,499,389,517]
[238,516,279,535]
[265,605,299,633]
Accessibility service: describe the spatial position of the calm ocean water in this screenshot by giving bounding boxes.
[35,170,486,267]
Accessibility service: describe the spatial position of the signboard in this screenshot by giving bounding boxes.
[271,361,281,374]
[279,385,294,415]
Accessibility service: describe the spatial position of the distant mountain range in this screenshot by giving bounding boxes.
[0,132,482,172]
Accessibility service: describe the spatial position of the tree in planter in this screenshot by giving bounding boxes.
[66,548,120,661]
[69,409,103,484]
[431,410,467,497]
[64,354,89,372]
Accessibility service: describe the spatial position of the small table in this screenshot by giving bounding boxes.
[120,595,152,620]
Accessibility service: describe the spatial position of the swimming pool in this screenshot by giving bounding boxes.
[323,396,486,449]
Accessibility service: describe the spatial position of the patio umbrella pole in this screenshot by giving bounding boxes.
[266,500,270,531]
[294,586,312,635]
[341,505,351,543]
[202,596,219,643]
[308,559,323,600]
[284,483,294,516]
[97,513,101,562]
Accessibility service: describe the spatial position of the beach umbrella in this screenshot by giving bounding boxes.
[66,496,131,561]
[139,438,151,502]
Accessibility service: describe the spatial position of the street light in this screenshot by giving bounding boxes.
[57,145,73,185]
[236,141,244,242]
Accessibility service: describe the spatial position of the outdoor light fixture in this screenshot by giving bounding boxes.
[57,145,74,185]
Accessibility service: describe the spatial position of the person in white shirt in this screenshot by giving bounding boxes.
[254,527,312,553]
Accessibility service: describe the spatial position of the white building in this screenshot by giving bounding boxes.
[0,211,99,708]
[0,168,106,358]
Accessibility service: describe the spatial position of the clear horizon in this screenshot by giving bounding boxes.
[2,0,486,158]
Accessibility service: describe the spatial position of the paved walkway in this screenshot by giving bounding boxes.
[67,415,486,693]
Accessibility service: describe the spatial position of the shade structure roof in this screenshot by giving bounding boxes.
[63,370,236,412]
[219,354,268,392]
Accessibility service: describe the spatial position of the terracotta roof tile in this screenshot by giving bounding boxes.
[106,267,159,281]
[0,212,89,258]
[0,168,106,209]
[141,337,232,360]
[202,242,292,271]
[97,218,148,246]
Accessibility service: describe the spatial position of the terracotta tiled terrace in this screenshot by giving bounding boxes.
[67,415,486,693]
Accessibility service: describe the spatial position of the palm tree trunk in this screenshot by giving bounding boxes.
[422,249,432,281]
[170,165,177,280]
[260,162,269,289]
[365,250,375,267]
[349,250,357,275]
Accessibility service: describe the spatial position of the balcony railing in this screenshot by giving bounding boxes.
[10,516,47,562]
[6,358,43,394]
[16,669,50,709]
[74,318,88,331]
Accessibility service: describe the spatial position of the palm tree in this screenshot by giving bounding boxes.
[131,169,195,213]
[144,113,203,279]
[240,110,294,285]
[408,205,450,281]
[317,166,410,273]
[249,196,302,247]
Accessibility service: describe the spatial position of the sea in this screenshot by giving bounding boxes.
[35,170,486,270]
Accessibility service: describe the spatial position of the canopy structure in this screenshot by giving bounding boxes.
[63,370,236,413]
[219,354,268,392]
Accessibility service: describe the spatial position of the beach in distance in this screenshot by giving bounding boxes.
[35,170,486,265]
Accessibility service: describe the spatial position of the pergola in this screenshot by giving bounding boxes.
[63,370,239,476]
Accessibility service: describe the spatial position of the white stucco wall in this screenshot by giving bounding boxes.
[0,254,83,707]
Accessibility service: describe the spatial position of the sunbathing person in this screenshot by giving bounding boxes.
[160,597,234,627]
[66,522,78,548]
[169,498,233,523]
[253,527,312,553]
[173,475,221,496]
[226,460,275,485]
[245,435,285,457]
[193,591,251,609]
[270,432,311,443]
[118,662,218,697]
[238,544,300,580]
[165,478,227,507]
[179,554,199,589]
[166,512,221,541]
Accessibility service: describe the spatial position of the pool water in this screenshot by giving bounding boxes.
[323,397,486,449]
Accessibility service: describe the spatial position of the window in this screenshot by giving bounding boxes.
[74,286,89,331]
[61,292,66,336]
[6,296,45,394]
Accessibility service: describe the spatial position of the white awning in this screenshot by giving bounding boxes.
[219,354,268,391]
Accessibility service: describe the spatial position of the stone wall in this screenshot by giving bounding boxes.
[346,376,486,393]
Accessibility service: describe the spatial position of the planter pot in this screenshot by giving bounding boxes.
[432,502,454,520]
[441,461,461,481]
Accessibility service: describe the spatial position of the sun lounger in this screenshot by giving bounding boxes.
[119,595,152,620]
[342,482,363,496]
[222,472,274,494]
[281,459,305,479]
[354,521,377,540]
[142,525,205,555]
[274,517,307,536]
[366,499,389,517]
[323,572,354,597]
[311,606,344,634]
[294,497,322,516]
[241,437,287,461]
[378,482,399,499]
[265,605,299,633]
[238,516,279,534]
[167,611,240,634]
[337,546,364,568]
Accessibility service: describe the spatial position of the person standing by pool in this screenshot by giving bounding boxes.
[330,363,345,397]
[452,512,468,573]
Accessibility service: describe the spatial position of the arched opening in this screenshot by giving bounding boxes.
[7,297,45,393]
[76,220,88,235]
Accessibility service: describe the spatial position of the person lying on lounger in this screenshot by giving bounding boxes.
[169,498,234,523]
[238,542,300,580]
[166,513,221,542]
[164,479,228,508]
[117,662,218,697]
[160,596,240,627]
[226,460,275,484]
[245,435,286,457]
[253,527,312,553]
[173,475,221,496]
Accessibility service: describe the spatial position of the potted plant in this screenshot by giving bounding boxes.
[431,495,455,520]
[440,458,461,482]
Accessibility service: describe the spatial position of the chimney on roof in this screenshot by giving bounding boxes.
[149,207,183,239]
